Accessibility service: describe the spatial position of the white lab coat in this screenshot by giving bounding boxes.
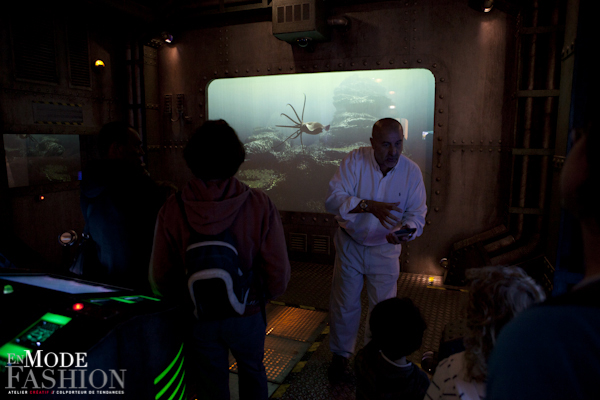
[325,147,428,357]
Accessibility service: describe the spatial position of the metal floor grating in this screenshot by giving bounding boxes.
[276,263,468,400]
[222,262,467,400]
[265,303,328,342]
[228,304,328,385]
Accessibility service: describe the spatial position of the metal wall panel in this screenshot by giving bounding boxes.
[154,0,518,275]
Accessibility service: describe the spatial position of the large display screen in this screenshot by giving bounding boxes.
[3,134,81,188]
[0,275,119,294]
[208,69,435,213]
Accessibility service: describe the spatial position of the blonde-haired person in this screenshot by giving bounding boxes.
[425,266,546,400]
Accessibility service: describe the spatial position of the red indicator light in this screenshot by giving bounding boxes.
[72,303,84,311]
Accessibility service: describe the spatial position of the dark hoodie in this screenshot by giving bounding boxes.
[79,159,165,291]
[149,177,290,316]
[355,341,430,400]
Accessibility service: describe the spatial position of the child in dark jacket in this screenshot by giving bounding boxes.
[354,297,430,400]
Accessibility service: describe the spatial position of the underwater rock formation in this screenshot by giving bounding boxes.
[237,74,396,212]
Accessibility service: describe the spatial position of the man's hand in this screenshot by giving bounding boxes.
[386,225,413,244]
[367,200,403,229]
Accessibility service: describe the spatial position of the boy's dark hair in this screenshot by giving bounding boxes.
[184,120,245,181]
[369,297,427,361]
[98,121,134,158]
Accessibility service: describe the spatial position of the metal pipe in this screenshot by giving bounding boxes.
[484,235,516,253]
[490,235,540,266]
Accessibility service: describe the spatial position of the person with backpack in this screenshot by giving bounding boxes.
[149,120,291,400]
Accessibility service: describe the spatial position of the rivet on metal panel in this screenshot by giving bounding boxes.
[438,109,443,113]
[390,60,394,64]
[376,61,381,65]
[435,207,439,212]
[246,69,249,73]
[432,63,437,68]
[338,63,343,67]
[279,67,282,71]
[267,67,271,71]
[314,65,318,69]
[437,137,442,141]
[363,61,367,66]
[214,71,218,75]
[436,177,441,181]
[437,150,442,155]
[313,217,317,221]
[225,70,229,74]
[462,149,465,152]
[435,191,440,195]
[417,59,422,63]
[427,220,432,225]
[290,66,294,70]
[235,69,239,73]
[257,69,260,72]
[325,218,329,222]
[453,140,456,143]
[437,163,442,168]
[403,60,408,64]
[440,78,445,82]
[489,149,493,152]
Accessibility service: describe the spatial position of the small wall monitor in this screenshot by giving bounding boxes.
[3,134,81,188]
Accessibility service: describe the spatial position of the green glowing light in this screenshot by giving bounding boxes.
[110,297,136,304]
[137,295,161,301]
[167,370,186,400]
[154,343,184,385]
[41,313,71,326]
[177,385,186,400]
[155,352,185,400]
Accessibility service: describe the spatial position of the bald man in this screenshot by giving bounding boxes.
[325,118,427,381]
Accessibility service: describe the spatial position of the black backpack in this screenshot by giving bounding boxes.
[176,193,253,320]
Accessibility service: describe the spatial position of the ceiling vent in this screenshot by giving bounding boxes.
[272,0,330,45]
